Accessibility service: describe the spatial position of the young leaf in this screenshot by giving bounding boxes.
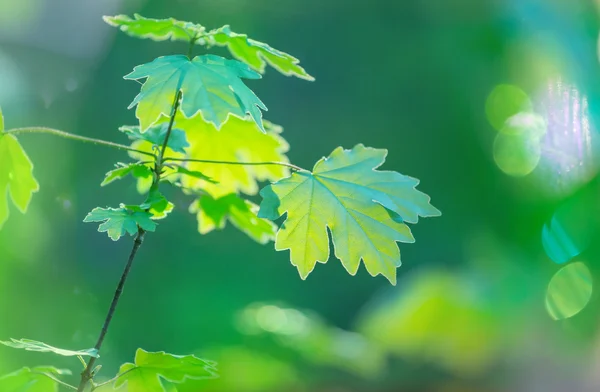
[104,14,206,42]
[84,205,157,241]
[190,194,276,244]
[0,134,40,230]
[120,124,189,154]
[113,349,218,392]
[140,189,174,220]
[0,367,71,392]
[172,166,217,184]
[101,162,153,187]
[209,25,314,81]
[125,55,266,132]
[177,115,290,197]
[258,144,441,284]
[0,338,98,357]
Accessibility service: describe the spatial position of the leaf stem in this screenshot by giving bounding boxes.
[3,127,156,158]
[77,229,146,391]
[33,371,78,391]
[77,91,182,392]
[158,91,182,166]
[163,157,307,172]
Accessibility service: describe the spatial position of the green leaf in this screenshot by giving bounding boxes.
[0,338,98,357]
[0,106,4,131]
[125,54,266,132]
[0,134,40,230]
[120,124,189,154]
[101,162,153,187]
[176,115,290,197]
[172,166,217,184]
[190,194,276,244]
[258,144,441,284]
[0,367,71,392]
[140,189,174,220]
[113,349,218,392]
[209,25,314,81]
[104,14,206,42]
[84,205,157,241]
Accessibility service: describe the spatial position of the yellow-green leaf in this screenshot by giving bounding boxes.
[259,144,440,284]
[0,134,39,229]
[0,367,70,392]
[178,115,290,197]
[83,205,156,241]
[125,55,266,132]
[190,193,276,244]
[104,14,206,42]
[0,338,98,357]
[113,349,218,392]
[209,25,314,80]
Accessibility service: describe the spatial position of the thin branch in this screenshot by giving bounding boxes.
[77,229,146,391]
[3,127,156,158]
[77,90,182,392]
[158,91,182,164]
[163,157,307,172]
[91,368,136,390]
[33,371,77,391]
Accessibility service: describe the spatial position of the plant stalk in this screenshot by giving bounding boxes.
[163,157,307,172]
[77,229,146,391]
[77,91,182,392]
[3,127,155,158]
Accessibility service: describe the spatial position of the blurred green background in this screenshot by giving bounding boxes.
[2,0,600,391]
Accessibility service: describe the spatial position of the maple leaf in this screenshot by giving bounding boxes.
[0,132,39,229]
[104,14,206,42]
[259,144,441,284]
[84,205,157,241]
[113,349,217,392]
[176,114,290,197]
[208,25,314,80]
[125,55,266,132]
[0,367,70,392]
[190,193,276,244]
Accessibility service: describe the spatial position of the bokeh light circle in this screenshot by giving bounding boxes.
[545,262,592,320]
[493,130,542,177]
[485,85,532,131]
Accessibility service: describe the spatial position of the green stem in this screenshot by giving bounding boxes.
[34,371,77,391]
[163,157,307,172]
[77,92,182,392]
[3,127,156,158]
[77,229,146,392]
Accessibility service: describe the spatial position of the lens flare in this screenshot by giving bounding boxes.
[545,262,592,320]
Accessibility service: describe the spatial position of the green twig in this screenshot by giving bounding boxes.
[77,91,182,392]
[163,157,307,172]
[3,127,156,158]
[33,371,77,391]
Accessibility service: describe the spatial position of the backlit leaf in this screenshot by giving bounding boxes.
[120,124,189,154]
[177,115,289,197]
[0,134,39,230]
[125,54,266,132]
[259,144,441,284]
[208,25,314,80]
[172,165,217,184]
[140,189,174,220]
[113,349,218,392]
[0,338,98,357]
[190,193,276,244]
[104,14,206,42]
[101,162,153,187]
[0,367,71,392]
[84,205,156,241]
